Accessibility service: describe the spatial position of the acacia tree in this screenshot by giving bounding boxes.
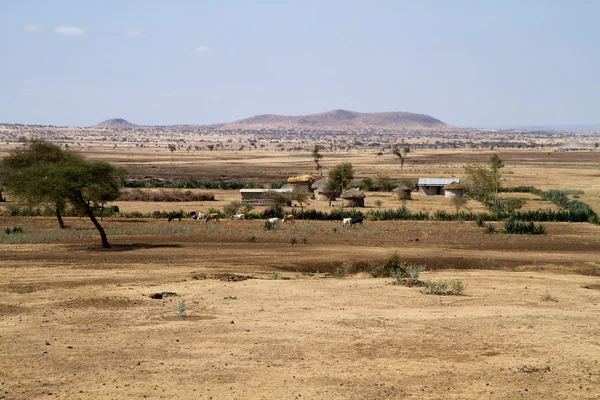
[326,163,354,209]
[392,146,406,170]
[0,139,81,228]
[464,154,504,203]
[489,153,504,195]
[312,145,324,177]
[289,188,310,213]
[1,140,122,248]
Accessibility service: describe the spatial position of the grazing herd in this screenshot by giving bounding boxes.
[164,210,363,227]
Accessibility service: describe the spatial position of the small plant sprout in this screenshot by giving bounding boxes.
[334,263,352,278]
[290,236,297,245]
[247,235,257,243]
[177,298,187,318]
[301,236,308,244]
[271,272,279,280]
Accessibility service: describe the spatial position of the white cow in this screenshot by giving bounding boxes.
[342,217,352,227]
[193,212,207,220]
[267,217,280,229]
[231,213,246,220]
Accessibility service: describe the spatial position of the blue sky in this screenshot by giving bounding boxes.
[1,0,598,127]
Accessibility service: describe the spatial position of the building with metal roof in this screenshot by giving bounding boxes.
[418,178,460,196]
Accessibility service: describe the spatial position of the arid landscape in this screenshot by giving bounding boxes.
[1,113,600,399]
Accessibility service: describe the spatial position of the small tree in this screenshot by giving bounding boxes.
[489,153,504,195]
[450,196,468,213]
[263,190,290,206]
[312,145,324,177]
[392,146,405,170]
[0,140,122,248]
[374,199,383,210]
[326,163,354,210]
[289,188,310,213]
[0,139,82,229]
[326,163,354,196]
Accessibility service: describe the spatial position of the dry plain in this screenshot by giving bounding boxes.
[1,144,600,399]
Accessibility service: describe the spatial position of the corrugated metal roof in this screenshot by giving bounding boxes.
[240,188,293,193]
[418,178,460,186]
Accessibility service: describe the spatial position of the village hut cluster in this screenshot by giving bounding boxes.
[240,174,462,207]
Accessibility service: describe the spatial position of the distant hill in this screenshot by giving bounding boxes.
[93,118,139,130]
[218,109,449,130]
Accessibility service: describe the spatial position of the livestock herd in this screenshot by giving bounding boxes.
[163,210,363,228]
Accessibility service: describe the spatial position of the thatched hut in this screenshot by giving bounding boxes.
[392,184,412,200]
[287,174,315,191]
[312,178,334,200]
[442,181,465,198]
[340,188,366,207]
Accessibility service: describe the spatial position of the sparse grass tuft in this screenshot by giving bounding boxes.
[334,263,352,278]
[423,279,466,295]
[541,291,558,302]
[177,299,187,318]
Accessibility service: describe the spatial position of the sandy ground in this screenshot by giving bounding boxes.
[1,217,600,399]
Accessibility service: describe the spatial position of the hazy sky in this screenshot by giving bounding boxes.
[1,1,598,127]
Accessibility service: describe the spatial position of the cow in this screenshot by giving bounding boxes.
[193,212,207,220]
[327,213,343,221]
[282,214,295,224]
[204,213,220,223]
[350,215,364,226]
[231,213,246,220]
[266,217,279,229]
[167,211,183,222]
[342,217,352,227]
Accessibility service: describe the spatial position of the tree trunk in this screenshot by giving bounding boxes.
[55,203,65,229]
[85,204,110,248]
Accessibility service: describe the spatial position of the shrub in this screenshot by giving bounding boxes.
[118,189,215,202]
[177,299,187,318]
[484,223,496,233]
[423,279,466,295]
[503,218,545,234]
[223,200,243,217]
[334,263,352,278]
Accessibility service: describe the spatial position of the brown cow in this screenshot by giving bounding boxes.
[283,214,295,224]
[204,213,220,223]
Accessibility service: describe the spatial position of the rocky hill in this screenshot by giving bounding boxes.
[218,109,449,130]
[93,118,139,130]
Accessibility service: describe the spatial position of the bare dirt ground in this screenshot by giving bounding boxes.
[1,217,600,399]
[2,145,600,399]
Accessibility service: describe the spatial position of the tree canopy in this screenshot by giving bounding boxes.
[325,163,354,196]
[0,139,123,248]
[464,154,504,203]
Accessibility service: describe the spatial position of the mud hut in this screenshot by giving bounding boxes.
[312,178,334,200]
[442,181,465,198]
[340,188,366,207]
[392,184,412,200]
[286,174,315,191]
